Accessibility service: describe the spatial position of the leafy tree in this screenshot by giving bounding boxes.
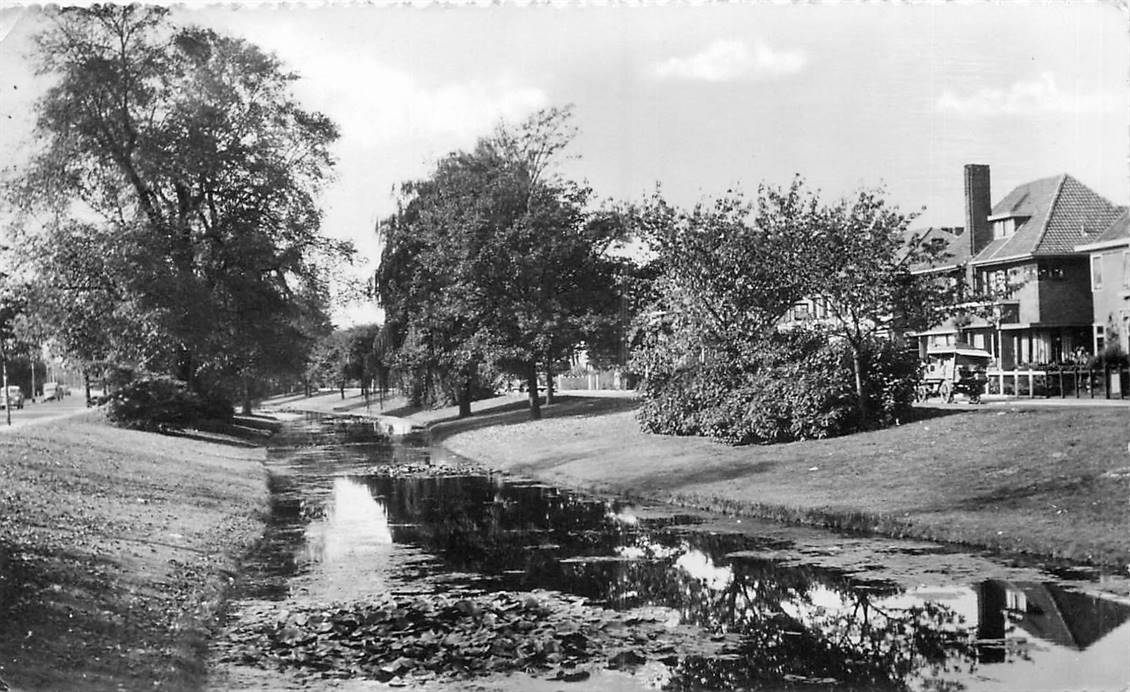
[376,107,621,420]
[629,182,821,401]
[631,179,943,443]
[802,188,948,422]
[376,159,492,416]
[304,324,389,401]
[9,5,348,403]
[472,108,625,416]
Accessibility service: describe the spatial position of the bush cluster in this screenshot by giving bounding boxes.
[636,330,917,445]
[103,375,233,430]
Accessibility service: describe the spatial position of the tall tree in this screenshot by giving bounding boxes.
[803,188,950,422]
[630,181,822,379]
[376,107,622,420]
[11,5,347,400]
[376,160,491,417]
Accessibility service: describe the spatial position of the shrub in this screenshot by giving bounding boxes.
[636,330,917,445]
[103,375,233,430]
[1088,343,1129,369]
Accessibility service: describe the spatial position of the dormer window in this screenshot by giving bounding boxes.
[988,213,1029,239]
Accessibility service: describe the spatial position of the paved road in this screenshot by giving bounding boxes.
[0,394,91,430]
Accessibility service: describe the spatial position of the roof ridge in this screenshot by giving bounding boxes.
[1030,173,1068,253]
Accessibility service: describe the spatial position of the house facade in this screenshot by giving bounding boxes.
[1076,211,1130,355]
[914,165,1126,368]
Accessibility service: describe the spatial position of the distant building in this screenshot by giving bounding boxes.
[1076,211,1130,355]
[913,165,1126,368]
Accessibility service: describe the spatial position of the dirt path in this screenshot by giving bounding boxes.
[0,418,269,691]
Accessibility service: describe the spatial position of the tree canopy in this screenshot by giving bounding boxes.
[7,5,347,402]
[631,179,950,442]
[375,107,622,419]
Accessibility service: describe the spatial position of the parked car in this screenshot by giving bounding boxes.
[1,385,24,410]
[43,382,64,401]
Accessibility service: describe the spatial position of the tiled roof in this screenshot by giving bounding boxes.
[1084,210,1129,246]
[902,226,969,272]
[972,174,1126,264]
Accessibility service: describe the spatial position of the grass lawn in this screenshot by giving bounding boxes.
[0,416,269,691]
[437,397,1130,568]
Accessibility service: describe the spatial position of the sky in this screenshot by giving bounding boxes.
[1,2,1127,325]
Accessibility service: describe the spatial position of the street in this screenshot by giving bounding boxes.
[0,393,89,430]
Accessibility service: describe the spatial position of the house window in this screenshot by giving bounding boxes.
[1038,262,1065,281]
[1122,250,1129,289]
[1091,254,1103,291]
[992,270,1007,292]
[792,303,809,320]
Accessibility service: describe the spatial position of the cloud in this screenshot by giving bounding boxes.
[655,39,806,82]
[292,56,549,151]
[937,72,1120,116]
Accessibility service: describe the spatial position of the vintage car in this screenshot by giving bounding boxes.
[918,344,992,403]
[42,382,65,401]
[1,385,24,410]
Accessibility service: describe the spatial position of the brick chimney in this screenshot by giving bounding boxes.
[964,164,992,257]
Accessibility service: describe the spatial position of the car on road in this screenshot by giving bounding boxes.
[1,385,24,410]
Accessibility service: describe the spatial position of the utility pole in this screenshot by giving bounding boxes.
[2,357,9,426]
[1,243,11,424]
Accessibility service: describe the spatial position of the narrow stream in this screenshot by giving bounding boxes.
[208,414,1130,692]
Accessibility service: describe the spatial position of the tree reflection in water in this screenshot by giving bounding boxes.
[354,473,981,690]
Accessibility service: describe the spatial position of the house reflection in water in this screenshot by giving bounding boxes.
[976,580,1130,662]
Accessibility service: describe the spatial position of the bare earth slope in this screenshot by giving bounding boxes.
[0,418,268,691]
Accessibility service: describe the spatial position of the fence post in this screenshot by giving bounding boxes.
[1028,370,1035,399]
[1058,369,1064,398]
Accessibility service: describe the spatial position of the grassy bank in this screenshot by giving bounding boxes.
[0,417,269,691]
[434,395,1130,568]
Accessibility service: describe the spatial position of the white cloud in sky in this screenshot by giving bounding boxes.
[654,38,806,82]
[937,72,1120,116]
[288,54,548,150]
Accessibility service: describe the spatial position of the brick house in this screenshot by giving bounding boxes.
[1076,211,1130,356]
[914,165,1126,368]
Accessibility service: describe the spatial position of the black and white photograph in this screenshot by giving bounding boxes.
[0,2,1128,690]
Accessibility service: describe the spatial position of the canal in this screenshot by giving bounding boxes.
[207,413,1130,691]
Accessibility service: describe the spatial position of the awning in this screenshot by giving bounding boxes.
[925,344,994,359]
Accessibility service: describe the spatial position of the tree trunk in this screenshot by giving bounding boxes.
[526,361,542,420]
[544,361,555,405]
[2,358,9,426]
[851,345,867,428]
[339,381,345,399]
[175,345,194,390]
[83,369,92,408]
[241,375,252,416]
[457,377,472,418]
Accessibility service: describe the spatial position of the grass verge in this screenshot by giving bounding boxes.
[436,397,1130,569]
[0,418,270,691]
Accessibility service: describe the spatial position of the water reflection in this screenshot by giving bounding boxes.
[255,418,1130,691]
[303,477,393,564]
[338,473,1130,690]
